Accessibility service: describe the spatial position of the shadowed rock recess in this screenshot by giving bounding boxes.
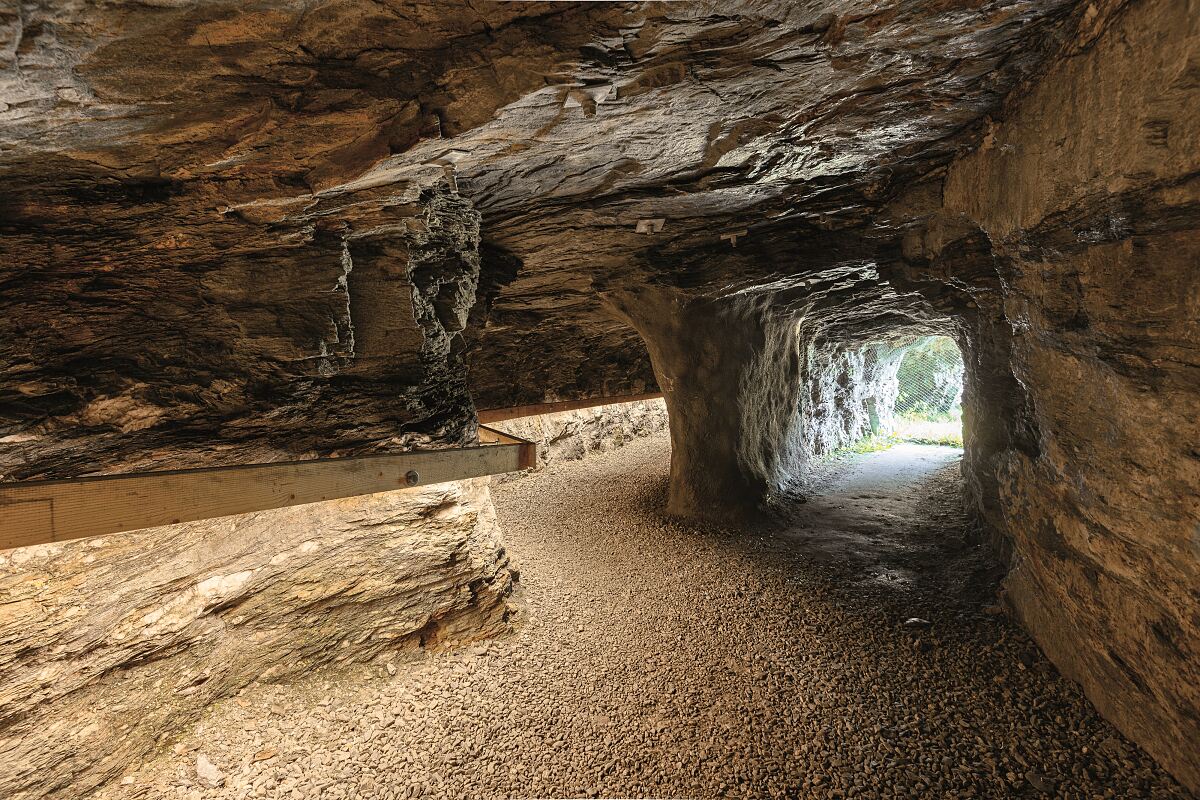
[0,0,1197,796]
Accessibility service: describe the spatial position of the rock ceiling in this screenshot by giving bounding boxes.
[0,0,1087,472]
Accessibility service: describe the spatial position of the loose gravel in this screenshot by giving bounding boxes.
[108,433,1191,799]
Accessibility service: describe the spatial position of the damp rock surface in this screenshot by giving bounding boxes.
[106,435,1190,800]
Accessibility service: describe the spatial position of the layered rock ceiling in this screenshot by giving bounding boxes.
[2,0,1084,476]
[1,0,1198,795]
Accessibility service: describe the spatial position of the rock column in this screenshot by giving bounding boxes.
[603,287,797,518]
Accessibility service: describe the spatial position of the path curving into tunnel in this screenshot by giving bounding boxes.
[774,442,972,580]
[115,433,1188,799]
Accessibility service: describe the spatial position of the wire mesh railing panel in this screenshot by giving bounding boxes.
[893,336,964,447]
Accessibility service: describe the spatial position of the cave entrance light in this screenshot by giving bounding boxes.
[889,335,964,448]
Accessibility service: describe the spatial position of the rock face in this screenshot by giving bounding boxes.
[0,177,483,479]
[488,398,668,468]
[927,0,1200,787]
[0,479,512,799]
[458,0,1080,410]
[1,0,1198,794]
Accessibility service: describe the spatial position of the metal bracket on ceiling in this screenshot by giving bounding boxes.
[721,229,749,247]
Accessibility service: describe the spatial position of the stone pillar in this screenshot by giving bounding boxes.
[603,287,809,520]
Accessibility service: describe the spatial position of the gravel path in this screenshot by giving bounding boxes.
[109,433,1191,799]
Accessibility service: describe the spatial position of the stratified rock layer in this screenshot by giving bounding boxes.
[0,178,483,479]
[489,398,668,468]
[1,0,1079,425]
[932,0,1200,787]
[0,480,513,799]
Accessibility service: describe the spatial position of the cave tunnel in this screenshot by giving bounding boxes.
[601,263,978,523]
[1,1,1198,798]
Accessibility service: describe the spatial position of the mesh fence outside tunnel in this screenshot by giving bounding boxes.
[892,336,964,447]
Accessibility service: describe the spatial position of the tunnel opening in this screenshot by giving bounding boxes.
[891,335,964,447]
[601,282,977,523]
[852,334,965,453]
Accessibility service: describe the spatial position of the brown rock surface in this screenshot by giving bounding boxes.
[932,0,1200,787]
[2,0,1080,450]
[0,479,512,799]
[0,176,483,479]
[1,0,1198,794]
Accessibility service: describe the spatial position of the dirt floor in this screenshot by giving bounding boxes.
[109,432,1191,799]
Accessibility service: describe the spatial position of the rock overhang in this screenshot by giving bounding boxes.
[3,1,1082,375]
[0,0,1088,462]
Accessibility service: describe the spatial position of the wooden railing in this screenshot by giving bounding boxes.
[0,426,535,550]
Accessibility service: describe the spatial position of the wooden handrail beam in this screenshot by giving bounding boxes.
[0,426,535,550]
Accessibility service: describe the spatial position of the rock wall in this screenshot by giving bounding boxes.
[604,286,799,519]
[910,1,1200,789]
[0,479,513,799]
[487,399,668,469]
[799,340,907,456]
[605,285,921,519]
[0,178,482,479]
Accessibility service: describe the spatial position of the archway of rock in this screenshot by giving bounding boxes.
[603,275,984,574]
[600,263,970,519]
